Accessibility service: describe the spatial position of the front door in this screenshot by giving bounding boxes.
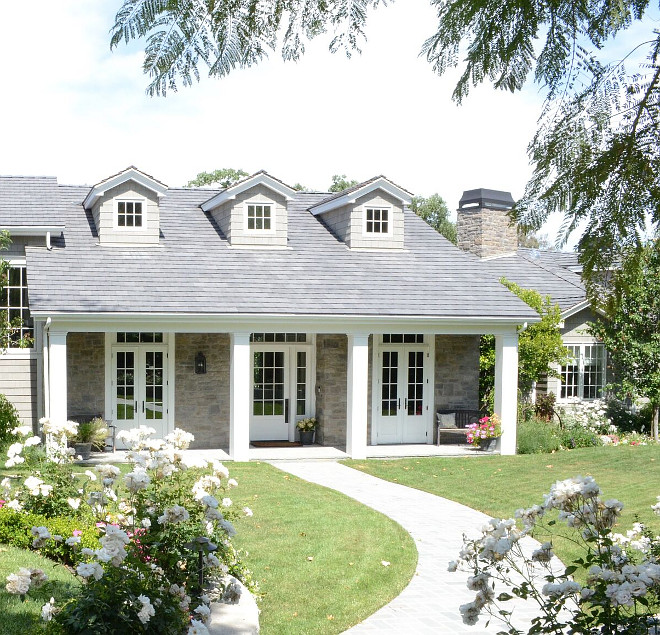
[112,347,168,439]
[374,338,431,444]
[250,345,312,441]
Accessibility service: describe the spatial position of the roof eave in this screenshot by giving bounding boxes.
[83,167,168,210]
[200,172,297,212]
[310,178,413,216]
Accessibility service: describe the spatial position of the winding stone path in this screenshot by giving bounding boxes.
[271,460,554,634]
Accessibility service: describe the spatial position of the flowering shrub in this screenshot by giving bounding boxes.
[559,399,615,435]
[465,414,501,447]
[450,475,660,633]
[2,424,256,634]
[296,417,317,432]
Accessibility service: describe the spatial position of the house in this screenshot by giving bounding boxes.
[455,188,607,405]
[0,168,540,459]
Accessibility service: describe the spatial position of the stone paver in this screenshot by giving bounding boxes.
[271,460,554,634]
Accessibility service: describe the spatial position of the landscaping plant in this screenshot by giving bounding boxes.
[450,475,660,633]
[2,422,254,634]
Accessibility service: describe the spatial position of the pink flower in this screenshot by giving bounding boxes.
[73,530,82,537]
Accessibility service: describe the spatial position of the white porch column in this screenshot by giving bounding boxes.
[346,333,369,459]
[230,332,251,462]
[48,330,68,424]
[494,332,519,456]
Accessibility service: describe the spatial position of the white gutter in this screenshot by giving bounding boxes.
[1,226,64,250]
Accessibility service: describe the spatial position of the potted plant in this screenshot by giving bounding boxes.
[465,414,501,451]
[71,417,109,459]
[296,417,317,445]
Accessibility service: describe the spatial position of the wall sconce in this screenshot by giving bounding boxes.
[194,352,206,374]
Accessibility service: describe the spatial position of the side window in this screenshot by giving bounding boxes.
[0,265,33,347]
[117,200,143,228]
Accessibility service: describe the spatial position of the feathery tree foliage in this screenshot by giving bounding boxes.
[112,0,660,283]
[328,174,358,192]
[590,238,660,438]
[186,168,248,188]
[410,194,456,244]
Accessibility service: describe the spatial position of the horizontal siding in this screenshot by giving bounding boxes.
[0,356,38,425]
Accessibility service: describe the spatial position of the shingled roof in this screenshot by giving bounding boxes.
[21,178,538,321]
[0,176,64,227]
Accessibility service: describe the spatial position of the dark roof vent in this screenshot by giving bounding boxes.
[458,188,514,211]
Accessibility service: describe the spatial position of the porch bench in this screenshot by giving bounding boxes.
[436,409,483,446]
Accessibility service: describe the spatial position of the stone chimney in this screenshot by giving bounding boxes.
[456,188,518,258]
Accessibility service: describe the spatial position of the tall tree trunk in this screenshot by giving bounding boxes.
[653,405,659,441]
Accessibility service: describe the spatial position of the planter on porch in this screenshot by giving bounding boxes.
[74,442,93,460]
[477,437,499,452]
[299,430,315,445]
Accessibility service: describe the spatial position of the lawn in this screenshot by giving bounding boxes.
[1,460,417,635]
[0,544,80,634]
[343,445,660,572]
[229,462,417,634]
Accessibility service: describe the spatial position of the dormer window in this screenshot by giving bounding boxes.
[117,200,143,228]
[246,203,273,232]
[365,207,390,235]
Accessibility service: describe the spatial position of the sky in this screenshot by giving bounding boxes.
[0,1,587,245]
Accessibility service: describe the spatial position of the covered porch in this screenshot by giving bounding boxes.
[38,315,521,460]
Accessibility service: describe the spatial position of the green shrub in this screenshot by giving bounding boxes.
[606,399,653,434]
[517,418,561,454]
[0,508,98,565]
[558,424,602,449]
[0,393,20,447]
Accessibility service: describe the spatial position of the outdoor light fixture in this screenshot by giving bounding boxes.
[195,352,206,374]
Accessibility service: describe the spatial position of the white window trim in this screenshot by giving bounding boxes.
[362,205,392,237]
[114,198,146,230]
[243,201,276,235]
[3,258,34,352]
[557,342,607,402]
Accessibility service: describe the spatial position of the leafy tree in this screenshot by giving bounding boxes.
[517,229,553,251]
[480,278,569,409]
[590,238,660,439]
[328,174,358,193]
[112,0,660,282]
[185,168,248,189]
[291,182,307,192]
[410,194,456,244]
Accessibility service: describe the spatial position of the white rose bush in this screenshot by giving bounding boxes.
[1,423,256,634]
[451,475,660,634]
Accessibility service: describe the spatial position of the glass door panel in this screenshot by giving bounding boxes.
[144,351,164,420]
[116,351,136,424]
[251,349,289,440]
[381,351,398,417]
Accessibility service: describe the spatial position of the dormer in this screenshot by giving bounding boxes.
[309,176,412,249]
[83,167,168,246]
[201,171,296,248]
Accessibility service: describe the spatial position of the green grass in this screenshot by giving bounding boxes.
[342,445,660,574]
[0,544,80,634]
[229,462,417,634]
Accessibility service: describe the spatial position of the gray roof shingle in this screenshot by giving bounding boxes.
[0,176,64,227]
[22,181,539,321]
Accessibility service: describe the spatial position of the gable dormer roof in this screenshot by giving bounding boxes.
[308,176,413,216]
[200,170,297,212]
[82,166,168,210]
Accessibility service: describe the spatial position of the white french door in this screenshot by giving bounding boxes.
[374,340,432,444]
[250,345,312,441]
[112,346,169,440]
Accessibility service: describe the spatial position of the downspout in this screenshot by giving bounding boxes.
[43,318,51,419]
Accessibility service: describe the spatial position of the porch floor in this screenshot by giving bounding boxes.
[82,443,485,464]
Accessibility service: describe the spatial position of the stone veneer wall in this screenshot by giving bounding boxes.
[175,334,230,450]
[67,332,105,417]
[434,335,480,418]
[456,207,518,258]
[315,334,347,447]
